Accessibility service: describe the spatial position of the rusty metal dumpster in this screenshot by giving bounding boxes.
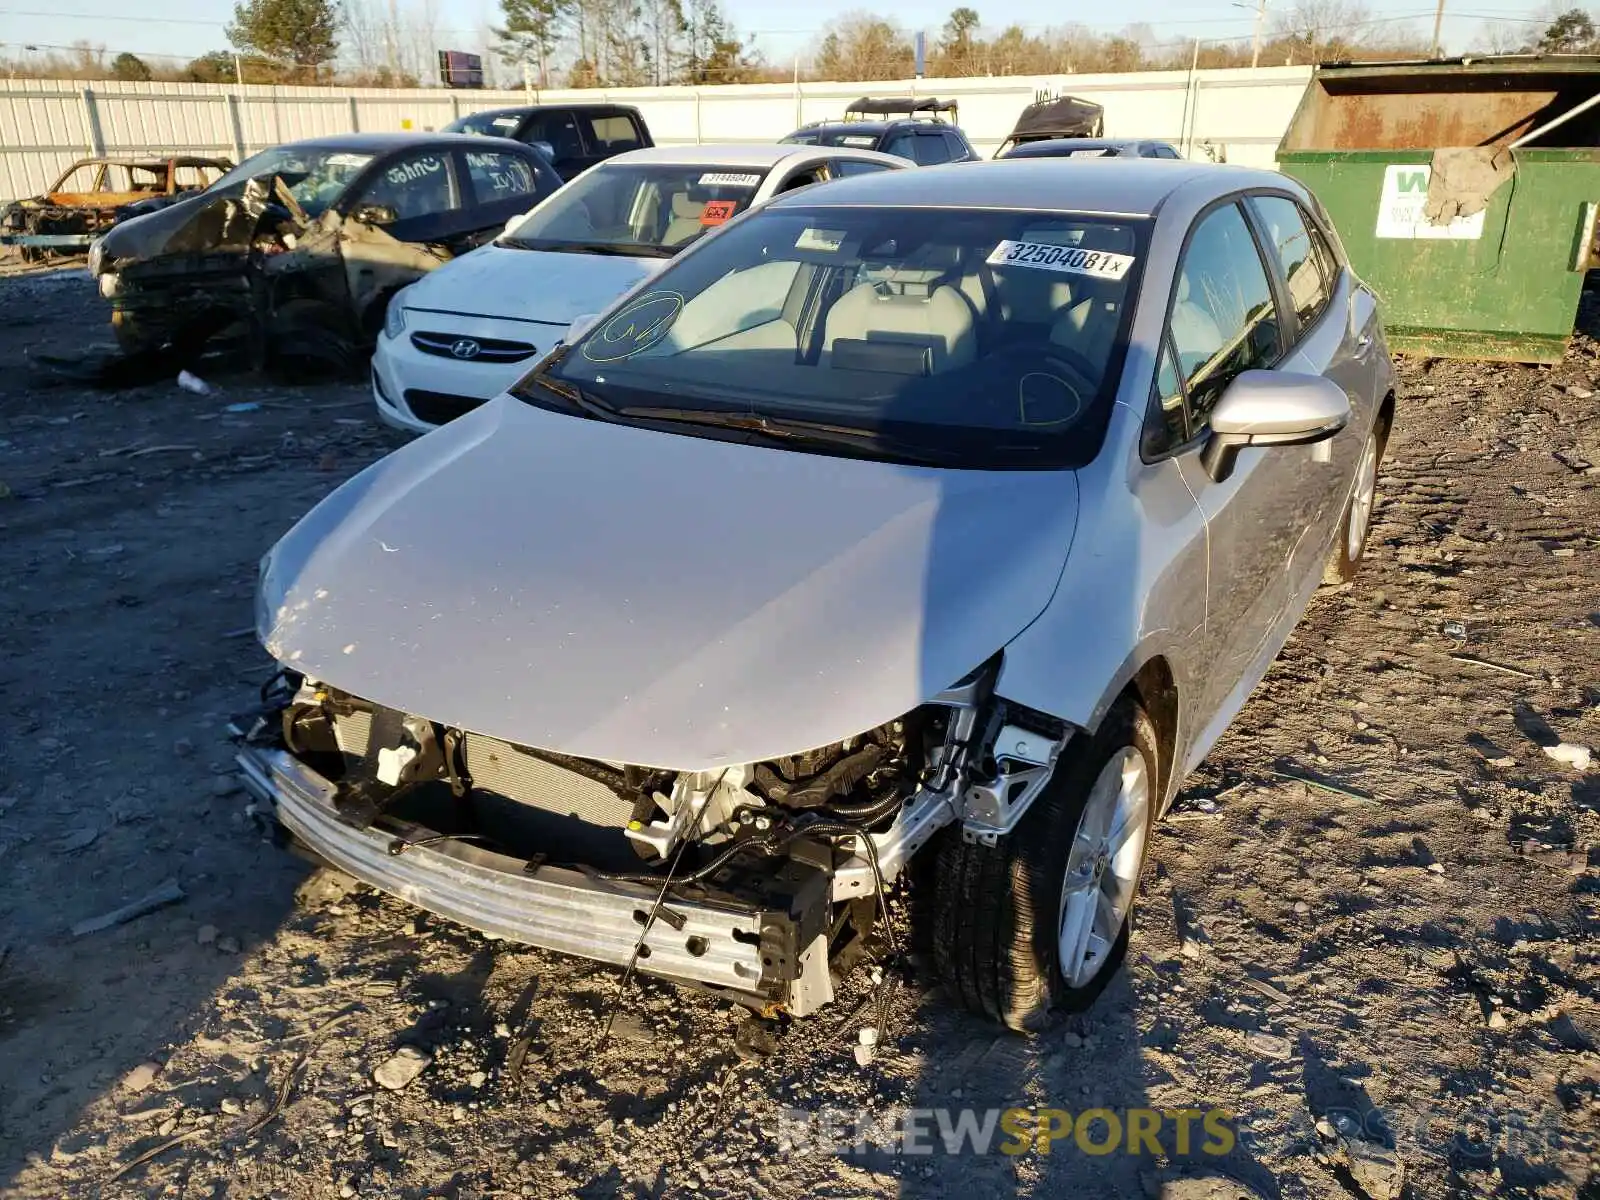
[1277,57,1600,363]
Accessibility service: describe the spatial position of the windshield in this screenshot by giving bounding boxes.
[517,205,1149,469]
[782,128,883,150]
[204,147,374,217]
[503,162,771,255]
[446,112,523,137]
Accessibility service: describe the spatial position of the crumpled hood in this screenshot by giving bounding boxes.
[97,186,249,267]
[402,243,663,325]
[261,397,1080,769]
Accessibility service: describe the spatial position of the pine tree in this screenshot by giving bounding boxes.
[227,0,340,74]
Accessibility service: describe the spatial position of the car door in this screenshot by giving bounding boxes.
[349,147,477,248]
[1153,197,1309,727]
[1245,191,1380,607]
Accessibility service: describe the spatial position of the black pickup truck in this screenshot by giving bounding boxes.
[443,103,653,179]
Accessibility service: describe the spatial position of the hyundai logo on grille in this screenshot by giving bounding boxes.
[449,338,482,360]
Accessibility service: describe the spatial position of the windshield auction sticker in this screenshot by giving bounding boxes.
[698,172,761,187]
[795,227,846,252]
[988,240,1134,280]
[700,199,737,226]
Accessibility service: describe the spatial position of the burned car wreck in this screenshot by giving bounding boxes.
[88,134,559,370]
[1,156,231,258]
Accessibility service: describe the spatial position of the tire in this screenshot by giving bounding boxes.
[1323,422,1383,585]
[111,309,160,355]
[930,697,1160,1031]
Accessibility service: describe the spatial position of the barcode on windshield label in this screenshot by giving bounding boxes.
[987,240,1134,280]
[698,172,761,187]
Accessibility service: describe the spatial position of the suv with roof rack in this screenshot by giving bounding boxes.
[781,97,980,166]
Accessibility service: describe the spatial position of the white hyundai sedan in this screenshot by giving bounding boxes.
[371,142,908,433]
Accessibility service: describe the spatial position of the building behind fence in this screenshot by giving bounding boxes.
[0,65,1312,203]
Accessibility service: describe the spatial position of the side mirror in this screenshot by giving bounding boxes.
[352,203,399,226]
[1200,370,1350,483]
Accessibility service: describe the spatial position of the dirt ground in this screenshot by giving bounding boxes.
[0,262,1596,1200]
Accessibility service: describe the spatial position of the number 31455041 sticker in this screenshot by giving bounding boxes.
[987,240,1134,280]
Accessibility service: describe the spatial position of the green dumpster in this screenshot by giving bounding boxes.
[1278,57,1600,363]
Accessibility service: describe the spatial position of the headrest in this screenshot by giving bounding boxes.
[671,193,702,219]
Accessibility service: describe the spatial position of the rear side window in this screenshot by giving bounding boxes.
[1169,201,1283,428]
[941,130,969,160]
[585,114,643,154]
[463,150,543,204]
[1251,195,1335,334]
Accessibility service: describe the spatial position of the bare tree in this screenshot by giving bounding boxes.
[1268,0,1375,61]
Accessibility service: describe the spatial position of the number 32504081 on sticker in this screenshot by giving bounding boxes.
[987,239,1134,281]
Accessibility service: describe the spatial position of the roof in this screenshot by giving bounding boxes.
[1008,95,1105,139]
[287,132,533,153]
[605,142,896,170]
[788,121,892,137]
[844,97,957,117]
[447,102,641,120]
[764,158,1282,217]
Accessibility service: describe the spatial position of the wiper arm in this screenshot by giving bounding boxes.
[537,240,674,259]
[617,407,964,465]
[524,372,620,422]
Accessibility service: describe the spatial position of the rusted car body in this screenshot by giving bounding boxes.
[1,156,231,254]
[87,133,559,370]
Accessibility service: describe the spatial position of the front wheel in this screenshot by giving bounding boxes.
[930,698,1160,1031]
[1324,425,1382,584]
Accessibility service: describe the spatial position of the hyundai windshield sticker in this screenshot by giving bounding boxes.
[987,239,1134,280]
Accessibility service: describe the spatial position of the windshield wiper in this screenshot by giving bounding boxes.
[524,371,621,423]
[615,407,966,465]
[534,240,675,259]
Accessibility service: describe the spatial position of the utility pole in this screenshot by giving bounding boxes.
[1431,0,1445,58]
[234,51,244,85]
[1251,0,1267,69]
[386,0,399,76]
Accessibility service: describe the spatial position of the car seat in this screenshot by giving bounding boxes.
[662,193,704,247]
[823,265,977,374]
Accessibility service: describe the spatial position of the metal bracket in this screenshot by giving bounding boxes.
[960,723,1067,847]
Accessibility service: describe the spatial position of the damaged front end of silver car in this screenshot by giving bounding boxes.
[231,658,1071,1017]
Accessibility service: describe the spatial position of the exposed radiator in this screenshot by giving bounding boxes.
[329,710,633,828]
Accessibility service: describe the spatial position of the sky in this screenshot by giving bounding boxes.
[0,0,1558,74]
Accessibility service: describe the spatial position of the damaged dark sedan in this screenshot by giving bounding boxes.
[87,133,561,369]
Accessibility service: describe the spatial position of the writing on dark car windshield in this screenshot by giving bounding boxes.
[502,162,769,256]
[517,206,1150,469]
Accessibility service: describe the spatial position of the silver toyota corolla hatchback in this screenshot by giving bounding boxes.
[237,160,1395,1030]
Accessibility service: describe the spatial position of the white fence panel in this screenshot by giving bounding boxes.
[0,67,1313,202]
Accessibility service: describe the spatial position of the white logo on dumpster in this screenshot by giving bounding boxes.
[1375,165,1485,240]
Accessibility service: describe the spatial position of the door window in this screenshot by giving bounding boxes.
[584,113,643,154]
[911,131,952,165]
[831,158,893,178]
[1146,336,1190,455]
[358,151,460,222]
[1250,194,1335,334]
[527,112,585,162]
[1167,201,1283,430]
[881,131,917,161]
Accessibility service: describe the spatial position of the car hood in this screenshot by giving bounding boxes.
[261,396,1080,769]
[402,242,665,325]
